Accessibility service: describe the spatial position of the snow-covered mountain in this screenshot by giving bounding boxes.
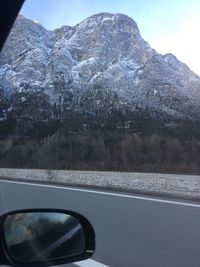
[1,13,200,131]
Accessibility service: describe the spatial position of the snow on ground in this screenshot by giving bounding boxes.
[0,169,200,200]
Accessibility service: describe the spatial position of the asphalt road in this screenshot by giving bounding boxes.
[1,179,200,267]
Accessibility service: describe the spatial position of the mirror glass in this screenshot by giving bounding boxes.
[3,212,85,262]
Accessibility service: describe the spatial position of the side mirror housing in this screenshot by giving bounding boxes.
[0,209,95,266]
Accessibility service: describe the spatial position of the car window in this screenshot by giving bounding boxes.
[1,1,200,267]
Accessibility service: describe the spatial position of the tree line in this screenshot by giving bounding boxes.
[1,131,200,174]
[1,108,200,174]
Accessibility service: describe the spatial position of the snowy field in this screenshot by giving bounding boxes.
[0,168,200,200]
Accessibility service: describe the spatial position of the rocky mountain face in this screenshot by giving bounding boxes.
[1,13,200,138]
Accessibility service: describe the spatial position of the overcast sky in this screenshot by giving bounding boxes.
[21,0,200,75]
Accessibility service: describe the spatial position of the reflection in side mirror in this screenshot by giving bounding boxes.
[1,209,95,266]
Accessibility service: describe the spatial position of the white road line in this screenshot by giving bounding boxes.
[0,179,200,208]
[75,259,109,267]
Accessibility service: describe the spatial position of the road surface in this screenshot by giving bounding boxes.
[0,179,200,267]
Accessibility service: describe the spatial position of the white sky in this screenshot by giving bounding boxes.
[151,15,200,75]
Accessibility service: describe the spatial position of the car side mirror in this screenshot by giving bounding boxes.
[0,209,95,266]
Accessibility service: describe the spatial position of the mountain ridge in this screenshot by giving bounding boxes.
[0,13,200,139]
